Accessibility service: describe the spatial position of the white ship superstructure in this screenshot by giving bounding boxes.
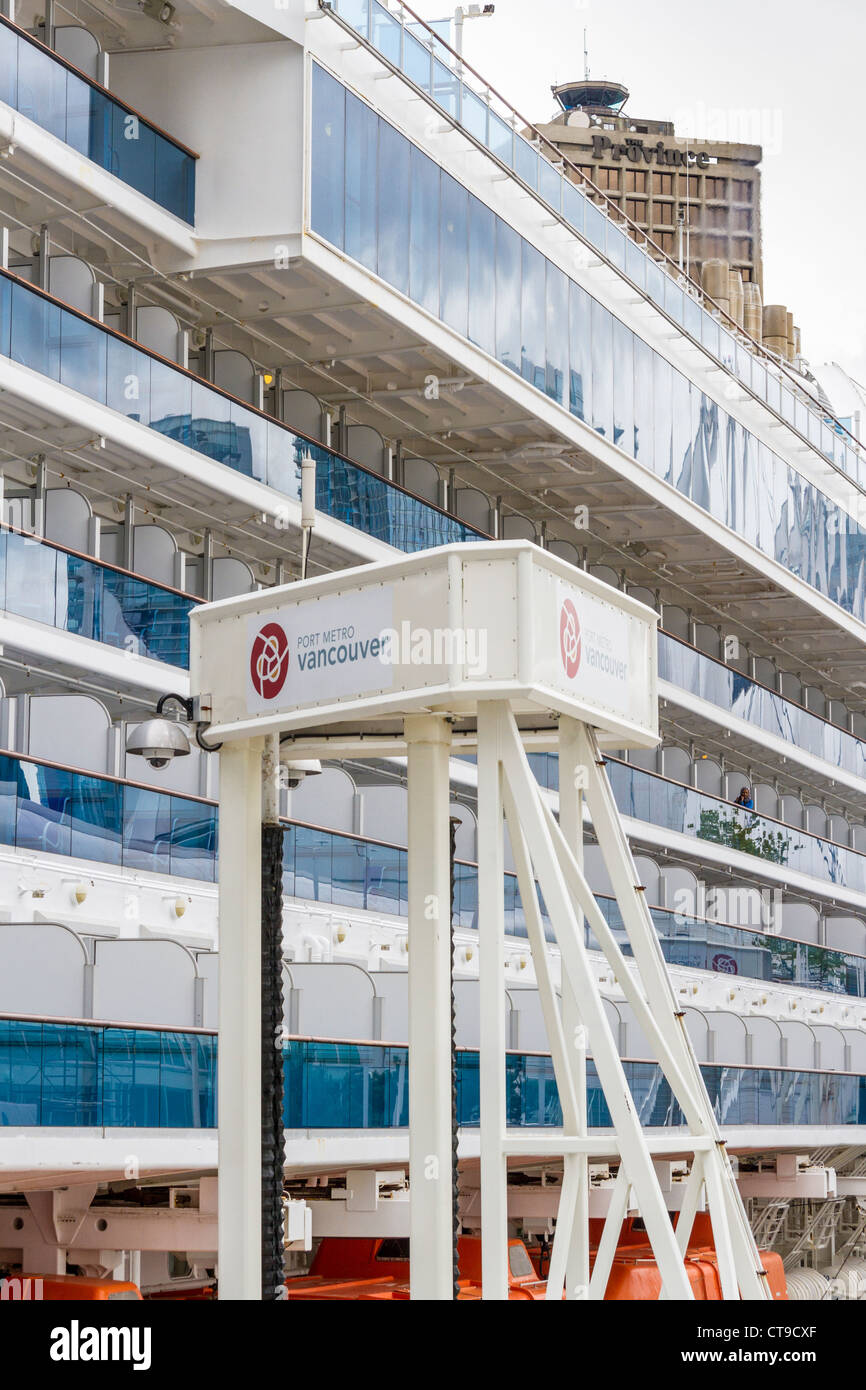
[0,0,865,1298]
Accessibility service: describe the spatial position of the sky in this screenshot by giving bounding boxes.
[411,0,866,386]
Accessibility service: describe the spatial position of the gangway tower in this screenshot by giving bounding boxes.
[190,541,770,1301]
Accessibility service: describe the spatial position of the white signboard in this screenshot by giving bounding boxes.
[247,587,394,714]
[553,578,633,720]
[191,542,658,749]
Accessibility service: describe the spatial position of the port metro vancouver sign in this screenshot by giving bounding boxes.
[247,587,394,713]
[191,542,659,750]
[551,577,636,725]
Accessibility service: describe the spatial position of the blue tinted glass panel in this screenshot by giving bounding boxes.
[16,762,72,856]
[612,318,634,455]
[59,309,106,400]
[488,111,513,166]
[331,835,367,909]
[345,91,378,272]
[545,262,567,406]
[467,195,495,355]
[111,102,156,203]
[106,335,150,423]
[310,64,345,249]
[18,36,66,140]
[338,0,370,38]
[0,754,17,846]
[0,22,18,107]
[462,85,488,144]
[520,240,545,392]
[590,298,612,439]
[403,30,431,91]
[377,121,410,295]
[432,60,458,117]
[653,353,673,483]
[633,336,653,464]
[293,824,334,903]
[122,785,172,873]
[10,282,61,379]
[371,2,401,61]
[605,220,627,270]
[41,1024,100,1125]
[538,158,561,211]
[625,235,646,289]
[70,774,122,865]
[409,145,440,315]
[701,311,719,358]
[102,1028,160,1126]
[672,369,692,493]
[440,173,468,338]
[583,197,605,250]
[562,181,585,236]
[568,280,591,423]
[494,218,521,374]
[64,70,91,156]
[514,135,538,190]
[167,796,216,882]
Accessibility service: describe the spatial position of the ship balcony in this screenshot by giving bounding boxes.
[0,524,193,704]
[0,16,196,255]
[2,743,866,1003]
[0,268,484,578]
[657,629,866,808]
[0,1019,864,1151]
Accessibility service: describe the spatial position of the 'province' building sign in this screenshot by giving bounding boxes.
[590,133,712,169]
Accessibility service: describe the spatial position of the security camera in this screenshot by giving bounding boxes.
[281,759,322,789]
[126,717,191,770]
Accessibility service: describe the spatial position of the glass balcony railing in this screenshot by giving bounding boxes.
[658,632,866,782]
[2,1018,865,1129]
[2,747,865,997]
[326,2,865,479]
[0,16,196,224]
[0,751,218,882]
[8,523,865,797]
[526,751,866,893]
[284,822,866,999]
[0,270,485,556]
[0,525,193,667]
[605,759,866,894]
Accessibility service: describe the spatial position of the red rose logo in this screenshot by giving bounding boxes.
[250,622,290,700]
[559,599,582,679]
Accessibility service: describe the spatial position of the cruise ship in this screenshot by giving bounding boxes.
[0,0,864,1307]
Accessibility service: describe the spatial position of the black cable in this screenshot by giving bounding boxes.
[449,816,461,1300]
[261,822,286,1300]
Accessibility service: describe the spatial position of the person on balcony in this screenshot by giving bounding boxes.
[734,785,754,809]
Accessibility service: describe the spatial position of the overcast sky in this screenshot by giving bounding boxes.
[413,0,866,386]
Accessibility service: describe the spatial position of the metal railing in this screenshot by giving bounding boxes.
[0,14,196,223]
[2,1017,864,1128]
[0,267,487,555]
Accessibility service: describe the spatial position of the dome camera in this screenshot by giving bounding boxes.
[126,717,191,770]
[281,758,322,789]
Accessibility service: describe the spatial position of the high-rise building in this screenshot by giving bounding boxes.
[535,77,763,290]
[0,0,864,1301]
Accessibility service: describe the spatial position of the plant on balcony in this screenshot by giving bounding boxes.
[688,807,798,866]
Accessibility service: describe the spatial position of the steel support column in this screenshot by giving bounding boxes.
[478,702,508,1299]
[558,715,590,1299]
[217,736,264,1301]
[405,714,454,1299]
